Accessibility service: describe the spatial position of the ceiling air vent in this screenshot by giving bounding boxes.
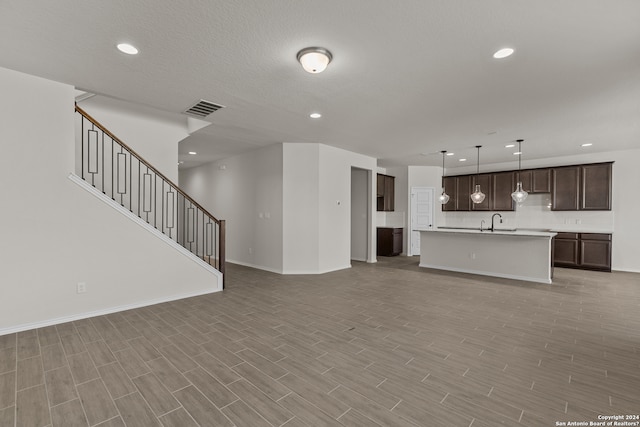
[183,99,225,118]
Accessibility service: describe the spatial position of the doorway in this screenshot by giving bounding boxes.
[351,168,369,261]
[409,187,435,256]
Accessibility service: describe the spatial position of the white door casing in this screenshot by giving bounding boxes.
[410,187,435,256]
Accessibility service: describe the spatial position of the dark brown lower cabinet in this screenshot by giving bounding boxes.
[377,227,403,256]
[553,232,611,272]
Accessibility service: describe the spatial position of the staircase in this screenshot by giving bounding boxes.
[74,105,225,284]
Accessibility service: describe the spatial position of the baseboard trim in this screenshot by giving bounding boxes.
[0,288,219,335]
[227,259,284,274]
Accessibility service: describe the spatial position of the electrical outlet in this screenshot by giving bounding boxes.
[77,282,87,294]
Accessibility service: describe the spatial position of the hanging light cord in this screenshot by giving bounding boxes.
[517,139,523,181]
[476,145,481,175]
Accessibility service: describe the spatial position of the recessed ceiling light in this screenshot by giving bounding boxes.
[117,43,139,55]
[446,152,454,156]
[188,151,197,155]
[309,113,322,119]
[459,158,467,162]
[505,144,515,148]
[581,143,593,147]
[493,48,514,59]
[513,151,522,155]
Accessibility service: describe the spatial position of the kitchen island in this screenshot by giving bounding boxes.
[419,228,557,284]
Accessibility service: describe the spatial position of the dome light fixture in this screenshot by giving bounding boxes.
[438,151,450,205]
[470,145,486,204]
[493,47,514,59]
[511,139,528,205]
[297,47,333,73]
[117,43,139,55]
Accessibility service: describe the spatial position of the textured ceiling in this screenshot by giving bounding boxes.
[1,0,639,169]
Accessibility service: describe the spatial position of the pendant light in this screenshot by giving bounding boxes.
[438,150,450,204]
[511,139,528,204]
[470,145,486,204]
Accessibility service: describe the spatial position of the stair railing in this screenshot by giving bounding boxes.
[75,105,225,282]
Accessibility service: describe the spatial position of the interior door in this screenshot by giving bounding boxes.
[410,187,434,256]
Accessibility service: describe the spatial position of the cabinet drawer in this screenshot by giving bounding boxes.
[580,233,611,241]
[555,232,579,239]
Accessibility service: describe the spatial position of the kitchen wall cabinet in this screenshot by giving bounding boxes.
[551,166,580,210]
[491,171,515,211]
[456,175,471,211]
[377,227,403,256]
[553,232,611,272]
[442,176,457,212]
[377,174,395,211]
[580,163,612,210]
[520,168,551,193]
[551,163,612,211]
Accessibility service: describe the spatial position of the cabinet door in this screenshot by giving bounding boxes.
[580,163,612,210]
[553,237,579,267]
[532,169,551,193]
[442,176,457,211]
[455,175,471,211]
[471,174,492,211]
[518,170,532,193]
[579,233,612,271]
[392,229,403,256]
[384,176,395,211]
[491,171,515,211]
[552,166,580,210]
[377,174,384,197]
[376,228,392,256]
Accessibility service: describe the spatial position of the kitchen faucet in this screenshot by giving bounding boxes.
[490,213,503,232]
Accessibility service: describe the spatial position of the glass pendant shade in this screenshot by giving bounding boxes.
[438,192,450,204]
[511,139,528,204]
[470,145,485,204]
[511,181,528,204]
[470,184,486,204]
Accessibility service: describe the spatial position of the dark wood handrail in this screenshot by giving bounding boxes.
[75,104,221,224]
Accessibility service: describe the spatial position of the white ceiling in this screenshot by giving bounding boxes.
[2,0,639,170]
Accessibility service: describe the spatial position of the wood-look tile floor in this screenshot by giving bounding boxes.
[1,257,639,427]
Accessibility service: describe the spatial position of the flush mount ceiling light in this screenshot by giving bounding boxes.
[511,139,528,205]
[117,43,139,55]
[309,113,322,119]
[493,47,514,59]
[438,151,450,205]
[470,145,486,204]
[297,47,332,73]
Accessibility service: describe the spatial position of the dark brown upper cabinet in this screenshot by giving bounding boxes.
[491,171,515,211]
[471,174,492,211]
[519,168,550,194]
[552,163,612,211]
[581,163,612,210]
[442,176,457,212]
[376,174,395,211]
[552,166,580,210]
[456,175,472,211]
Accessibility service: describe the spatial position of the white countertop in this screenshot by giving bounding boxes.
[416,228,557,237]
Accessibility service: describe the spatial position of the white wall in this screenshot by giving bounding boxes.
[0,67,220,333]
[351,168,369,261]
[78,96,191,182]
[432,150,640,272]
[317,144,377,272]
[282,144,320,273]
[180,144,284,273]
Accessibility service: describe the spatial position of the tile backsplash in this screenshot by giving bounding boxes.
[441,194,614,233]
